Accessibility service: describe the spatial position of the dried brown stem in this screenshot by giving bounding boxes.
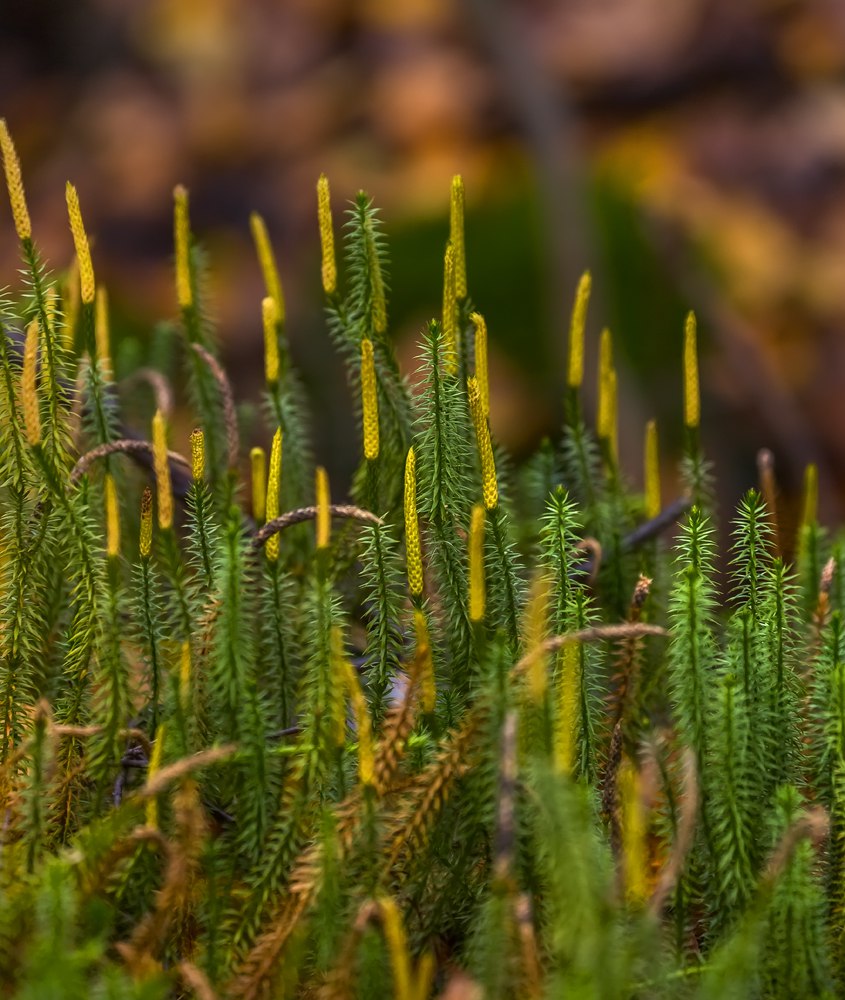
[251,505,383,550]
[190,343,240,469]
[71,438,190,484]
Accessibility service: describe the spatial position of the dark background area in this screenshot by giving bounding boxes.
[4,0,845,547]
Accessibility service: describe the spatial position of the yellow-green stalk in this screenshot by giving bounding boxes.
[404,448,423,597]
[95,286,111,378]
[566,271,591,390]
[450,174,467,300]
[801,463,818,529]
[262,296,280,386]
[173,184,192,310]
[65,183,95,305]
[619,756,649,906]
[151,409,173,531]
[317,174,336,296]
[360,337,380,461]
[104,473,120,559]
[250,211,285,320]
[251,446,267,524]
[145,724,166,829]
[413,608,436,714]
[470,311,489,418]
[554,644,580,777]
[265,428,282,562]
[191,428,205,482]
[139,487,153,560]
[644,420,660,519]
[315,466,330,550]
[0,119,31,241]
[468,503,486,623]
[441,242,458,376]
[683,311,700,430]
[21,319,41,448]
[467,376,498,510]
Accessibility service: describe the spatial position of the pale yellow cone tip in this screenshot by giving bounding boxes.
[644,420,661,520]
[173,185,192,310]
[262,296,280,385]
[317,174,337,296]
[468,503,486,622]
[250,212,285,321]
[21,319,41,447]
[0,119,31,240]
[566,270,591,389]
[266,428,283,561]
[104,473,120,559]
[404,447,423,596]
[152,409,173,531]
[683,311,700,430]
[361,337,380,461]
[66,183,95,305]
[450,174,467,300]
[251,446,267,524]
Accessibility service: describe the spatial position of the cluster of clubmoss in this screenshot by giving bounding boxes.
[0,119,841,999]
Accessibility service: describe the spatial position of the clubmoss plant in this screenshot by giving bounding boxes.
[0,119,843,998]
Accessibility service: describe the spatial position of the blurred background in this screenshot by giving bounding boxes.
[3,0,845,546]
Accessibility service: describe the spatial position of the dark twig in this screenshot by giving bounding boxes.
[251,505,383,551]
[190,343,240,469]
[71,438,190,485]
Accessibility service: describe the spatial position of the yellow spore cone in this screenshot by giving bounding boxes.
[250,212,285,321]
[0,119,31,240]
[413,608,436,713]
[467,376,498,510]
[566,271,591,389]
[151,409,173,531]
[441,242,458,375]
[265,428,282,562]
[597,327,614,443]
[470,311,489,417]
[644,420,660,519]
[95,286,111,378]
[801,463,818,529]
[554,644,580,776]
[145,724,166,829]
[339,649,375,787]
[262,296,280,386]
[104,473,120,559]
[683,311,700,430]
[525,575,551,704]
[404,448,423,596]
[468,503,486,623]
[190,428,205,482]
[173,184,192,310]
[450,174,467,300]
[315,466,330,549]
[251,446,267,524]
[619,756,649,906]
[21,319,41,447]
[317,174,336,295]
[360,337,380,461]
[65,183,95,305]
[139,487,153,560]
